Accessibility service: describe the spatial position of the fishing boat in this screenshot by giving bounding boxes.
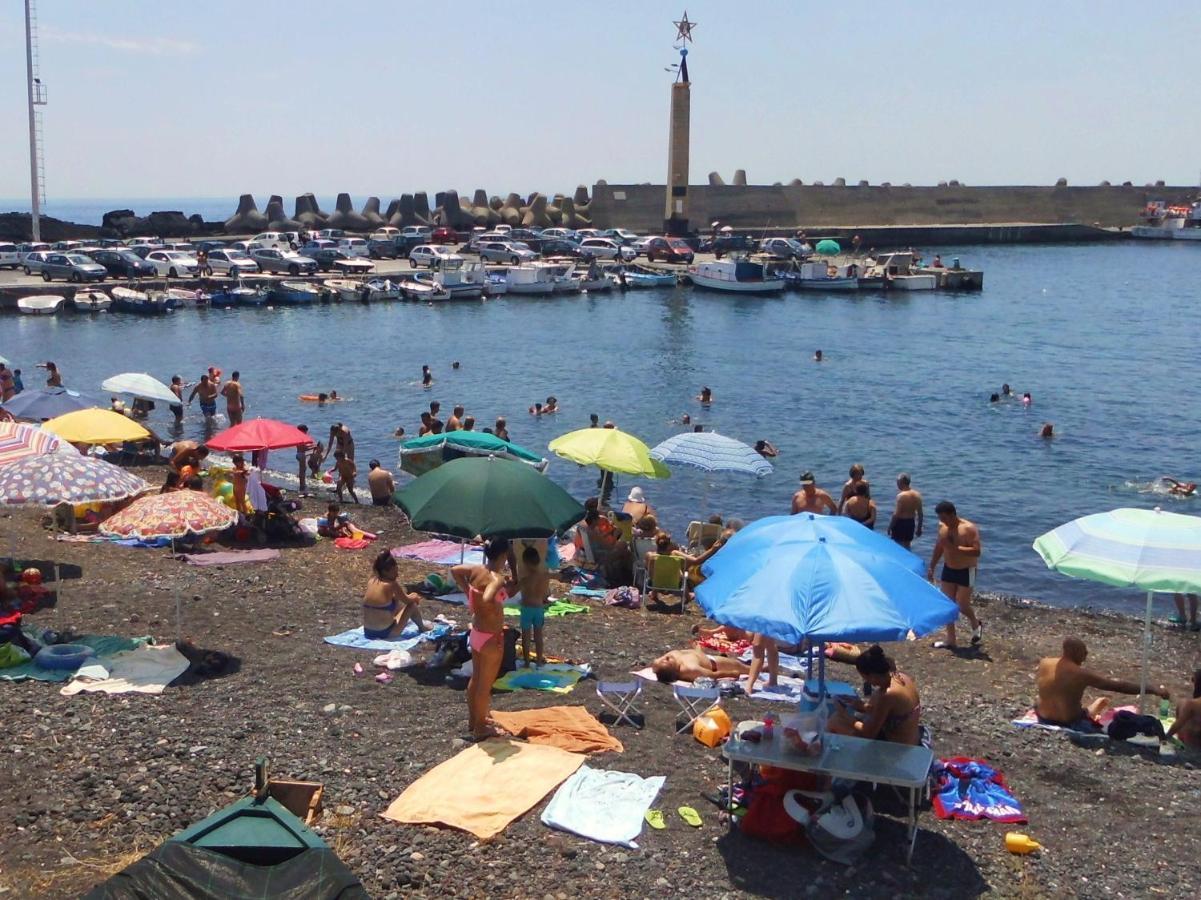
[786,261,860,291]
[111,286,172,314]
[483,273,509,297]
[859,252,935,290]
[688,258,785,293]
[17,295,65,315]
[610,267,678,289]
[322,278,366,303]
[165,287,210,308]
[234,286,271,307]
[572,272,612,292]
[1131,198,1201,241]
[71,290,112,312]
[364,278,401,301]
[271,281,322,305]
[400,280,451,301]
[505,263,556,295]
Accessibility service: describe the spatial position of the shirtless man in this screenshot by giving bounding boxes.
[791,471,837,515]
[220,371,246,426]
[39,361,62,387]
[1167,670,1201,750]
[446,405,464,432]
[170,441,208,473]
[1035,637,1168,732]
[328,423,354,461]
[169,375,185,423]
[367,459,395,506]
[187,374,219,422]
[837,464,869,514]
[927,500,982,648]
[888,473,924,548]
[651,647,749,683]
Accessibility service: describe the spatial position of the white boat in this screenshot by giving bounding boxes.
[1131,198,1201,241]
[415,255,486,299]
[400,280,451,301]
[72,290,112,312]
[483,274,508,297]
[790,261,859,291]
[323,278,366,302]
[111,286,172,314]
[572,272,612,292]
[165,287,209,308]
[364,278,401,301]
[688,258,785,293]
[505,264,556,295]
[859,252,935,291]
[17,294,65,315]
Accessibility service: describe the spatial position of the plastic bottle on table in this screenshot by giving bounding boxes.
[762,713,774,740]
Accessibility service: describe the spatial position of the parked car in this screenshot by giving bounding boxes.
[573,228,603,241]
[40,252,108,283]
[702,234,756,258]
[50,240,86,252]
[759,237,805,259]
[0,243,19,269]
[16,242,51,263]
[603,228,640,244]
[369,227,401,241]
[22,251,52,275]
[644,236,695,264]
[249,247,317,275]
[408,244,457,268]
[124,236,158,246]
[538,239,585,258]
[491,224,512,235]
[195,240,228,253]
[431,226,458,244]
[335,237,370,258]
[206,249,259,277]
[310,248,374,274]
[539,227,576,241]
[315,228,346,240]
[250,231,296,250]
[477,240,537,265]
[366,238,400,259]
[129,244,164,258]
[578,237,635,261]
[629,236,655,257]
[145,250,200,278]
[89,248,157,279]
[95,238,125,248]
[401,226,432,241]
[508,228,542,242]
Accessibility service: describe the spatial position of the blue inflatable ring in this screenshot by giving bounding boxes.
[34,643,96,671]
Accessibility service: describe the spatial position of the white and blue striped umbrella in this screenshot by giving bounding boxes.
[650,431,773,478]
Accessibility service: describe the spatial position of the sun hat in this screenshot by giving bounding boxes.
[627,486,646,503]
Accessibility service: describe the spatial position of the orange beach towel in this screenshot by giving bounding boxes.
[491,705,624,754]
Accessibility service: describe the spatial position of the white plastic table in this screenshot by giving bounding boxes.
[722,725,934,863]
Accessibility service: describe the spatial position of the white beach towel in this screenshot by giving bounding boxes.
[541,765,665,848]
[60,644,189,696]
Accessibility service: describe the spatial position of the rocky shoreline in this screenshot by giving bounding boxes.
[1,492,1198,899]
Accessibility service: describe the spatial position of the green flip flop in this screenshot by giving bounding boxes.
[644,809,666,830]
[677,806,702,828]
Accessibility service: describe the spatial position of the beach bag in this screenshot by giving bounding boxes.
[1106,711,1165,742]
[604,586,641,609]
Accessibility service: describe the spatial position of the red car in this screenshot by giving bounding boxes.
[431,227,459,244]
[645,236,694,264]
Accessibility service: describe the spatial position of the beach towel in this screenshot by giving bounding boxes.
[1011,704,1135,736]
[697,635,752,656]
[503,600,590,618]
[493,663,590,693]
[744,675,808,704]
[569,587,607,598]
[60,643,190,696]
[382,738,584,839]
[491,706,623,754]
[323,623,449,653]
[932,757,1026,823]
[738,649,813,677]
[0,634,151,682]
[181,549,281,566]
[541,765,665,848]
[392,540,483,566]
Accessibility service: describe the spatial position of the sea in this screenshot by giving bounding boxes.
[0,196,343,227]
[3,236,1199,618]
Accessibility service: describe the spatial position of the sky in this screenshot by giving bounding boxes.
[2,0,1200,204]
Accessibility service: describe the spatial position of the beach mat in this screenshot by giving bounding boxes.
[491,705,623,754]
[382,738,584,839]
[0,634,151,683]
[542,765,664,849]
[181,549,280,566]
[323,623,449,653]
[494,663,589,694]
[392,540,483,566]
[60,644,189,696]
[630,666,806,702]
[503,600,590,618]
[1011,704,1138,740]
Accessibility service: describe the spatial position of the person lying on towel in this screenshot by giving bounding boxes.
[652,647,749,683]
[1036,637,1169,733]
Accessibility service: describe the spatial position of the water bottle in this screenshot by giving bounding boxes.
[762,713,775,740]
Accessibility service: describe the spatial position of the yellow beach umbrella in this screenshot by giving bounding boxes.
[548,427,670,478]
[43,408,151,445]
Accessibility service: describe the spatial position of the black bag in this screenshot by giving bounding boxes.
[1105,710,1165,742]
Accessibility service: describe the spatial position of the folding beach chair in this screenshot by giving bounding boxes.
[685,521,722,554]
[673,683,721,734]
[631,536,656,586]
[642,553,689,611]
[595,679,643,728]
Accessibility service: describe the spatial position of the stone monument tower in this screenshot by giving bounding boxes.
[664,12,695,236]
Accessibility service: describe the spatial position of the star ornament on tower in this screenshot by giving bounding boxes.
[673,11,696,45]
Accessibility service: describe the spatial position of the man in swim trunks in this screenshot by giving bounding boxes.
[791,471,837,515]
[333,450,359,504]
[221,371,246,426]
[187,374,219,422]
[927,500,982,648]
[1036,638,1168,732]
[367,459,395,506]
[1167,670,1201,750]
[418,412,433,436]
[651,648,750,683]
[1164,477,1196,497]
[888,473,924,548]
[169,375,185,423]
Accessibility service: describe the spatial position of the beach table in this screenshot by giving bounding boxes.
[723,724,933,863]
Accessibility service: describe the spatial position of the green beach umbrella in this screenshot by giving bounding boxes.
[394,456,584,540]
[398,430,548,477]
[1033,507,1201,708]
[815,239,841,256]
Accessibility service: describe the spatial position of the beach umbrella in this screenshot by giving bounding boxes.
[1,388,93,421]
[100,490,237,541]
[101,372,179,405]
[394,456,585,541]
[696,513,958,646]
[398,431,548,477]
[1033,507,1201,708]
[0,421,76,468]
[43,408,151,445]
[815,239,841,256]
[0,454,151,506]
[650,431,772,478]
[206,418,315,452]
[548,428,670,479]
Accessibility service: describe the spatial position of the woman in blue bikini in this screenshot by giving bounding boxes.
[362,550,428,640]
[828,645,923,745]
[452,539,512,741]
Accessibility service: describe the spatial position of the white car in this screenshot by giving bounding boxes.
[401,225,433,241]
[578,238,635,261]
[408,244,457,268]
[540,227,576,241]
[0,243,19,269]
[630,236,655,257]
[492,224,512,235]
[369,227,400,241]
[145,250,201,277]
[21,250,53,274]
[574,228,604,241]
[124,236,158,246]
[477,240,537,264]
[207,249,259,276]
[15,242,50,264]
[316,228,346,240]
[250,231,295,250]
[336,237,370,258]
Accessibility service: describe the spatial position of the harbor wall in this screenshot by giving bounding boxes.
[588,183,1198,234]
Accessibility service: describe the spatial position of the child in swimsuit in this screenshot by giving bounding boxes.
[516,545,550,666]
[452,539,512,740]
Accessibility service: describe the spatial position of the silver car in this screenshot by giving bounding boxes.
[40,252,108,283]
[477,240,537,264]
[21,250,53,275]
[250,247,318,275]
[207,249,260,276]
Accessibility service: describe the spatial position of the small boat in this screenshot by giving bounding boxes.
[271,281,322,305]
[364,278,401,301]
[415,255,486,300]
[323,278,367,303]
[165,287,210,308]
[611,267,677,289]
[506,264,557,295]
[787,261,859,291]
[400,280,451,302]
[859,252,935,291]
[688,258,785,293]
[483,273,508,297]
[71,290,112,312]
[233,286,271,307]
[572,273,611,292]
[111,286,171,314]
[17,295,65,315]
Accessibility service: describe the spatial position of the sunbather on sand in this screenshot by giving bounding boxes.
[362,550,428,639]
[1167,669,1201,750]
[1035,637,1169,733]
[652,648,749,683]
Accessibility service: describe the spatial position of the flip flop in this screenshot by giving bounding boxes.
[677,806,702,828]
[644,809,666,830]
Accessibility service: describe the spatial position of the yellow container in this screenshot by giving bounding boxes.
[1005,832,1041,854]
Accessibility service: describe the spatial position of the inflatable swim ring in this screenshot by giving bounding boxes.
[35,643,96,671]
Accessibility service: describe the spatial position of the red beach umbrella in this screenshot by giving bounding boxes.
[206,418,316,452]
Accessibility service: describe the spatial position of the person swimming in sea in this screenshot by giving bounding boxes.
[1040,423,1054,438]
[697,386,713,404]
[1164,477,1196,497]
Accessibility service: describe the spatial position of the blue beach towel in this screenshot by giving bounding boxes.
[0,634,152,682]
[931,758,1026,823]
[542,765,666,848]
[323,623,450,653]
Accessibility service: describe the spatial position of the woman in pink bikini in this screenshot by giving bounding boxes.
[452,539,512,741]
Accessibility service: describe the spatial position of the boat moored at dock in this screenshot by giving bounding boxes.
[111,286,171,314]
[17,294,65,315]
[687,258,785,293]
[71,290,112,312]
[271,281,322,305]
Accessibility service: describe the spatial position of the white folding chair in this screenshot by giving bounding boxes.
[631,536,656,585]
[672,683,721,734]
[596,680,643,728]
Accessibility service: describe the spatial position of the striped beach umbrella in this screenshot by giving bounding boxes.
[1033,507,1201,708]
[650,431,772,478]
[0,421,75,468]
[0,454,151,506]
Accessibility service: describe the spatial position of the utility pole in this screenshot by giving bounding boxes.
[25,0,48,242]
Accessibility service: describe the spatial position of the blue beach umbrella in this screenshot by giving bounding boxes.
[650,431,772,478]
[696,513,959,646]
[1,388,94,421]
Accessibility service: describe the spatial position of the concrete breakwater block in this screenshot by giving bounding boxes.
[733,169,747,186]
[266,195,302,230]
[225,194,268,232]
[327,193,369,231]
[413,193,432,225]
[709,172,726,186]
[362,197,387,228]
[521,193,551,228]
[294,193,328,227]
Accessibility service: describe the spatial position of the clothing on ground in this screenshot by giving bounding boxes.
[932,757,1026,823]
[181,549,280,566]
[491,705,624,754]
[541,765,665,849]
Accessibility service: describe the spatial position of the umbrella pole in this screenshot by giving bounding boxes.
[173,538,182,644]
[1139,590,1152,713]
